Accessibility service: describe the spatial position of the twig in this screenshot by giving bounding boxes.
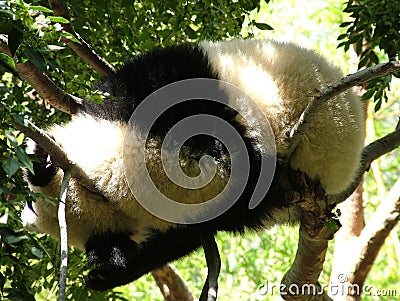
[285,61,400,162]
[0,35,82,115]
[58,170,71,301]
[200,234,221,301]
[48,0,116,76]
[331,127,400,204]
[10,118,105,199]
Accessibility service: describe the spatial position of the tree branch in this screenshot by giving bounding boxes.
[48,0,116,76]
[329,179,400,301]
[0,35,82,115]
[281,206,336,300]
[58,170,71,301]
[330,127,400,204]
[353,179,400,288]
[285,61,400,163]
[151,264,194,301]
[16,60,83,114]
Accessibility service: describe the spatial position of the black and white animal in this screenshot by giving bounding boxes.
[22,39,365,291]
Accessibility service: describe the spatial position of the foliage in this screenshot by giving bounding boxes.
[338,0,400,110]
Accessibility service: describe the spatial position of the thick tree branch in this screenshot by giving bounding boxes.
[281,203,337,300]
[48,0,116,76]
[285,61,400,162]
[0,35,82,115]
[151,264,194,301]
[16,60,83,114]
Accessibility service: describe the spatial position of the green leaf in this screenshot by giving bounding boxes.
[29,5,52,13]
[339,21,352,28]
[186,26,198,39]
[71,286,89,301]
[26,47,47,72]
[135,14,146,28]
[8,26,23,56]
[336,41,347,49]
[30,247,44,259]
[5,130,34,174]
[325,219,340,231]
[0,53,15,69]
[343,5,362,13]
[373,89,383,101]
[3,233,29,244]
[161,29,172,39]
[5,130,18,149]
[16,148,34,175]
[60,31,81,44]
[348,34,361,44]
[0,8,14,18]
[355,39,363,55]
[48,16,70,24]
[358,55,369,69]
[253,22,273,30]
[3,156,20,177]
[361,89,375,100]
[87,94,104,104]
[374,99,382,112]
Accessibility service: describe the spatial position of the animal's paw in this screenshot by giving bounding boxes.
[25,140,58,187]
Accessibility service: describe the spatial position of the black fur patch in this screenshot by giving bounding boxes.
[25,143,58,187]
[82,44,215,123]
[85,228,204,291]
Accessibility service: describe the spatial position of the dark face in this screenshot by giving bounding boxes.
[85,227,203,291]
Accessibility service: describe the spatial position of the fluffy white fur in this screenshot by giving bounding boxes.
[200,39,365,194]
[24,39,365,250]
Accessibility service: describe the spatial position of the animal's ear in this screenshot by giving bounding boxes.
[85,232,140,291]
